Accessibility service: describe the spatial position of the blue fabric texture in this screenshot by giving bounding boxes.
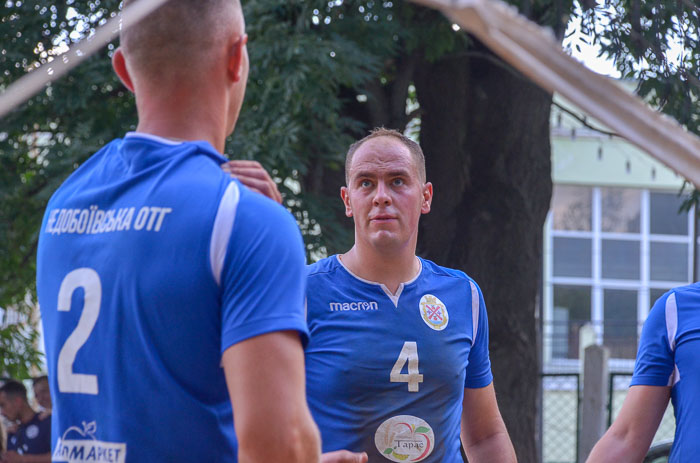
[37,133,308,462]
[631,282,700,463]
[305,256,493,462]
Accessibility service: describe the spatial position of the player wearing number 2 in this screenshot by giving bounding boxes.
[35,1,323,462]
[304,129,517,463]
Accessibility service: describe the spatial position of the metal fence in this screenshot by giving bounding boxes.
[541,371,676,463]
[607,373,675,444]
[542,373,580,463]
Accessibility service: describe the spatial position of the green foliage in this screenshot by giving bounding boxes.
[0,0,697,375]
[576,0,700,135]
[0,0,133,376]
[0,316,43,380]
[231,0,401,256]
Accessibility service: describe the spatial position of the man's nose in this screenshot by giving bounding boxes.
[373,182,391,205]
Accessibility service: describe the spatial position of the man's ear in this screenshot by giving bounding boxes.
[421,182,433,214]
[227,34,248,82]
[112,48,135,93]
[341,186,353,218]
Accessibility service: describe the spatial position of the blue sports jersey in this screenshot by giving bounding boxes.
[631,282,700,463]
[7,413,51,455]
[36,132,308,463]
[305,256,493,463]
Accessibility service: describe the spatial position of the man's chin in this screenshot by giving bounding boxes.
[368,232,402,250]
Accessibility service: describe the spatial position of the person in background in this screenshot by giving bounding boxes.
[35,0,325,461]
[303,128,516,463]
[586,282,700,463]
[30,378,50,421]
[0,380,50,463]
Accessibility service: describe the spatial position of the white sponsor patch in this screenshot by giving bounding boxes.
[53,422,126,463]
[419,294,448,331]
[375,415,435,462]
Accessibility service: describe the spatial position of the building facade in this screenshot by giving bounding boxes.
[543,95,697,372]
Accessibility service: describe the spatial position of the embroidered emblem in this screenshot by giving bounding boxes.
[25,424,39,439]
[419,294,448,331]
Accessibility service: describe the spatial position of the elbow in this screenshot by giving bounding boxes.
[237,415,321,463]
[282,419,321,463]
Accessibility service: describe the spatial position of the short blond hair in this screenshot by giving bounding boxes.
[120,0,242,80]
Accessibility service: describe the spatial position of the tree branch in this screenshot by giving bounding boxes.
[364,77,389,129]
[406,107,422,122]
[20,238,39,269]
[552,101,620,138]
[389,53,418,130]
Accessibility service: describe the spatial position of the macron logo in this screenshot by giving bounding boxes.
[329,301,379,312]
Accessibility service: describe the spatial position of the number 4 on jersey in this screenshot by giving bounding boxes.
[390,341,424,392]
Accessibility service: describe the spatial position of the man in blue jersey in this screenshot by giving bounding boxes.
[304,128,516,463]
[586,282,700,463]
[35,1,323,461]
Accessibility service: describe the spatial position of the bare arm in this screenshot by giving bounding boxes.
[223,331,321,463]
[585,385,670,463]
[0,451,51,463]
[461,383,517,463]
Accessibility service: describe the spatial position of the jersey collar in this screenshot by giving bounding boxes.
[335,255,423,308]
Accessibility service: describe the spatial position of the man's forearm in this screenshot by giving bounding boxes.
[464,431,517,463]
[585,432,648,463]
[8,453,51,463]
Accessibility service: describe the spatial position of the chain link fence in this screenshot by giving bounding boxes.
[542,373,580,463]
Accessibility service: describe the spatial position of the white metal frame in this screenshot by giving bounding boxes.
[544,185,696,371]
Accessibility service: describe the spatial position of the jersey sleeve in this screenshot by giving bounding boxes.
[464,280,493,388]
[630,291,675,387]
[217,185,309,353]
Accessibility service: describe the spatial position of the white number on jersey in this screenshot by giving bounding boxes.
[56,268,101,395]
[390,341,424,392]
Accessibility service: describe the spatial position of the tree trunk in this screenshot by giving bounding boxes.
[414,42,552,463]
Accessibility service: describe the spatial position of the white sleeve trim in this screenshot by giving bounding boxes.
[665,292,678,352]
[668,364,681,387]
[664,292,680,387]
[469,281,479,346]
[210,182,240,286]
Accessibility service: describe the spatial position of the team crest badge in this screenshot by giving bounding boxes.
[419,294,448,331]
[26,424,39,439]
[375,415,435,462]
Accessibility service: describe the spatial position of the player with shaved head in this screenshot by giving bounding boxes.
[36,1,323,461]
[303,128,517,463]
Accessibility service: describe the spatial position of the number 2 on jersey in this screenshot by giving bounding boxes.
[56,268,101,395]
[390,341,423,392]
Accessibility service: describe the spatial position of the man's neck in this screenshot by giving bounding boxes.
[18,404,36,425]
[134,84,229,153]
[340,245,420,294]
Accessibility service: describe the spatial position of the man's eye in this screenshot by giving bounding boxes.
[392,178,404,186]
[360,180,372,187]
